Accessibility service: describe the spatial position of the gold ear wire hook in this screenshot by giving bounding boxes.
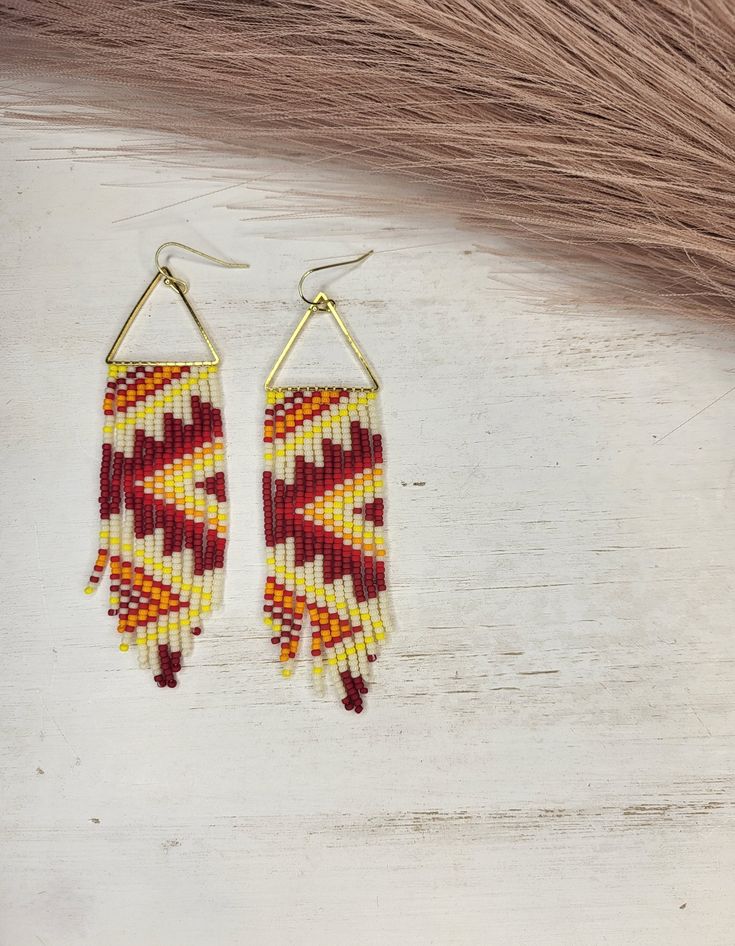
[155,241,250,295]
[298,249,373,310]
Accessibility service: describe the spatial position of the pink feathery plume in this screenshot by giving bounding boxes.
[2,0,735,318]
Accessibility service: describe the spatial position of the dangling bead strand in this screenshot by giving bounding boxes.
[367,391,391,643]
[209,367,228,610]
[85,367,117,596]
[262,391,276,638]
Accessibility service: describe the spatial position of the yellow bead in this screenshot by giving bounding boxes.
[84,585,95,595]
[119,643,129,652]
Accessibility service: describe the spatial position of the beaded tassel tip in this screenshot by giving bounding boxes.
[262,387,390,712]
[86,363,228,688]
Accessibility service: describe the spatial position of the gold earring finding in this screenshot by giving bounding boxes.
[266,250,378,391]
[106,242,250,367]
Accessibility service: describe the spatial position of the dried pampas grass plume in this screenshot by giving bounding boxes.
[2,1,735,319]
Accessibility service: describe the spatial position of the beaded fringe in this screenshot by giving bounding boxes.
[262,388,391,712]
[85,364,228,688]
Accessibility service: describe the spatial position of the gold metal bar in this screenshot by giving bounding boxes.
[267,386,378,393]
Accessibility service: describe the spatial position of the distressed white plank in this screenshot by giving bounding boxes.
[0,116,733,946]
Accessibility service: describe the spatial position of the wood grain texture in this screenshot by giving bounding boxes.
[0,118,733,946]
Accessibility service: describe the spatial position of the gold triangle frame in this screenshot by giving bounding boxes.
[106,267,219,366]
[265,292,379,391]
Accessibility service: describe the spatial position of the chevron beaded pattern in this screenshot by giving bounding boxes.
[262,387,390,712]
[86,363,228,688]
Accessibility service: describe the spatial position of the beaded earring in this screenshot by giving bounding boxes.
[85,242,248,689]
[262,251,391,713]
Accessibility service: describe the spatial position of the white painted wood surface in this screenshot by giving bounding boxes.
[1,118,734,946]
